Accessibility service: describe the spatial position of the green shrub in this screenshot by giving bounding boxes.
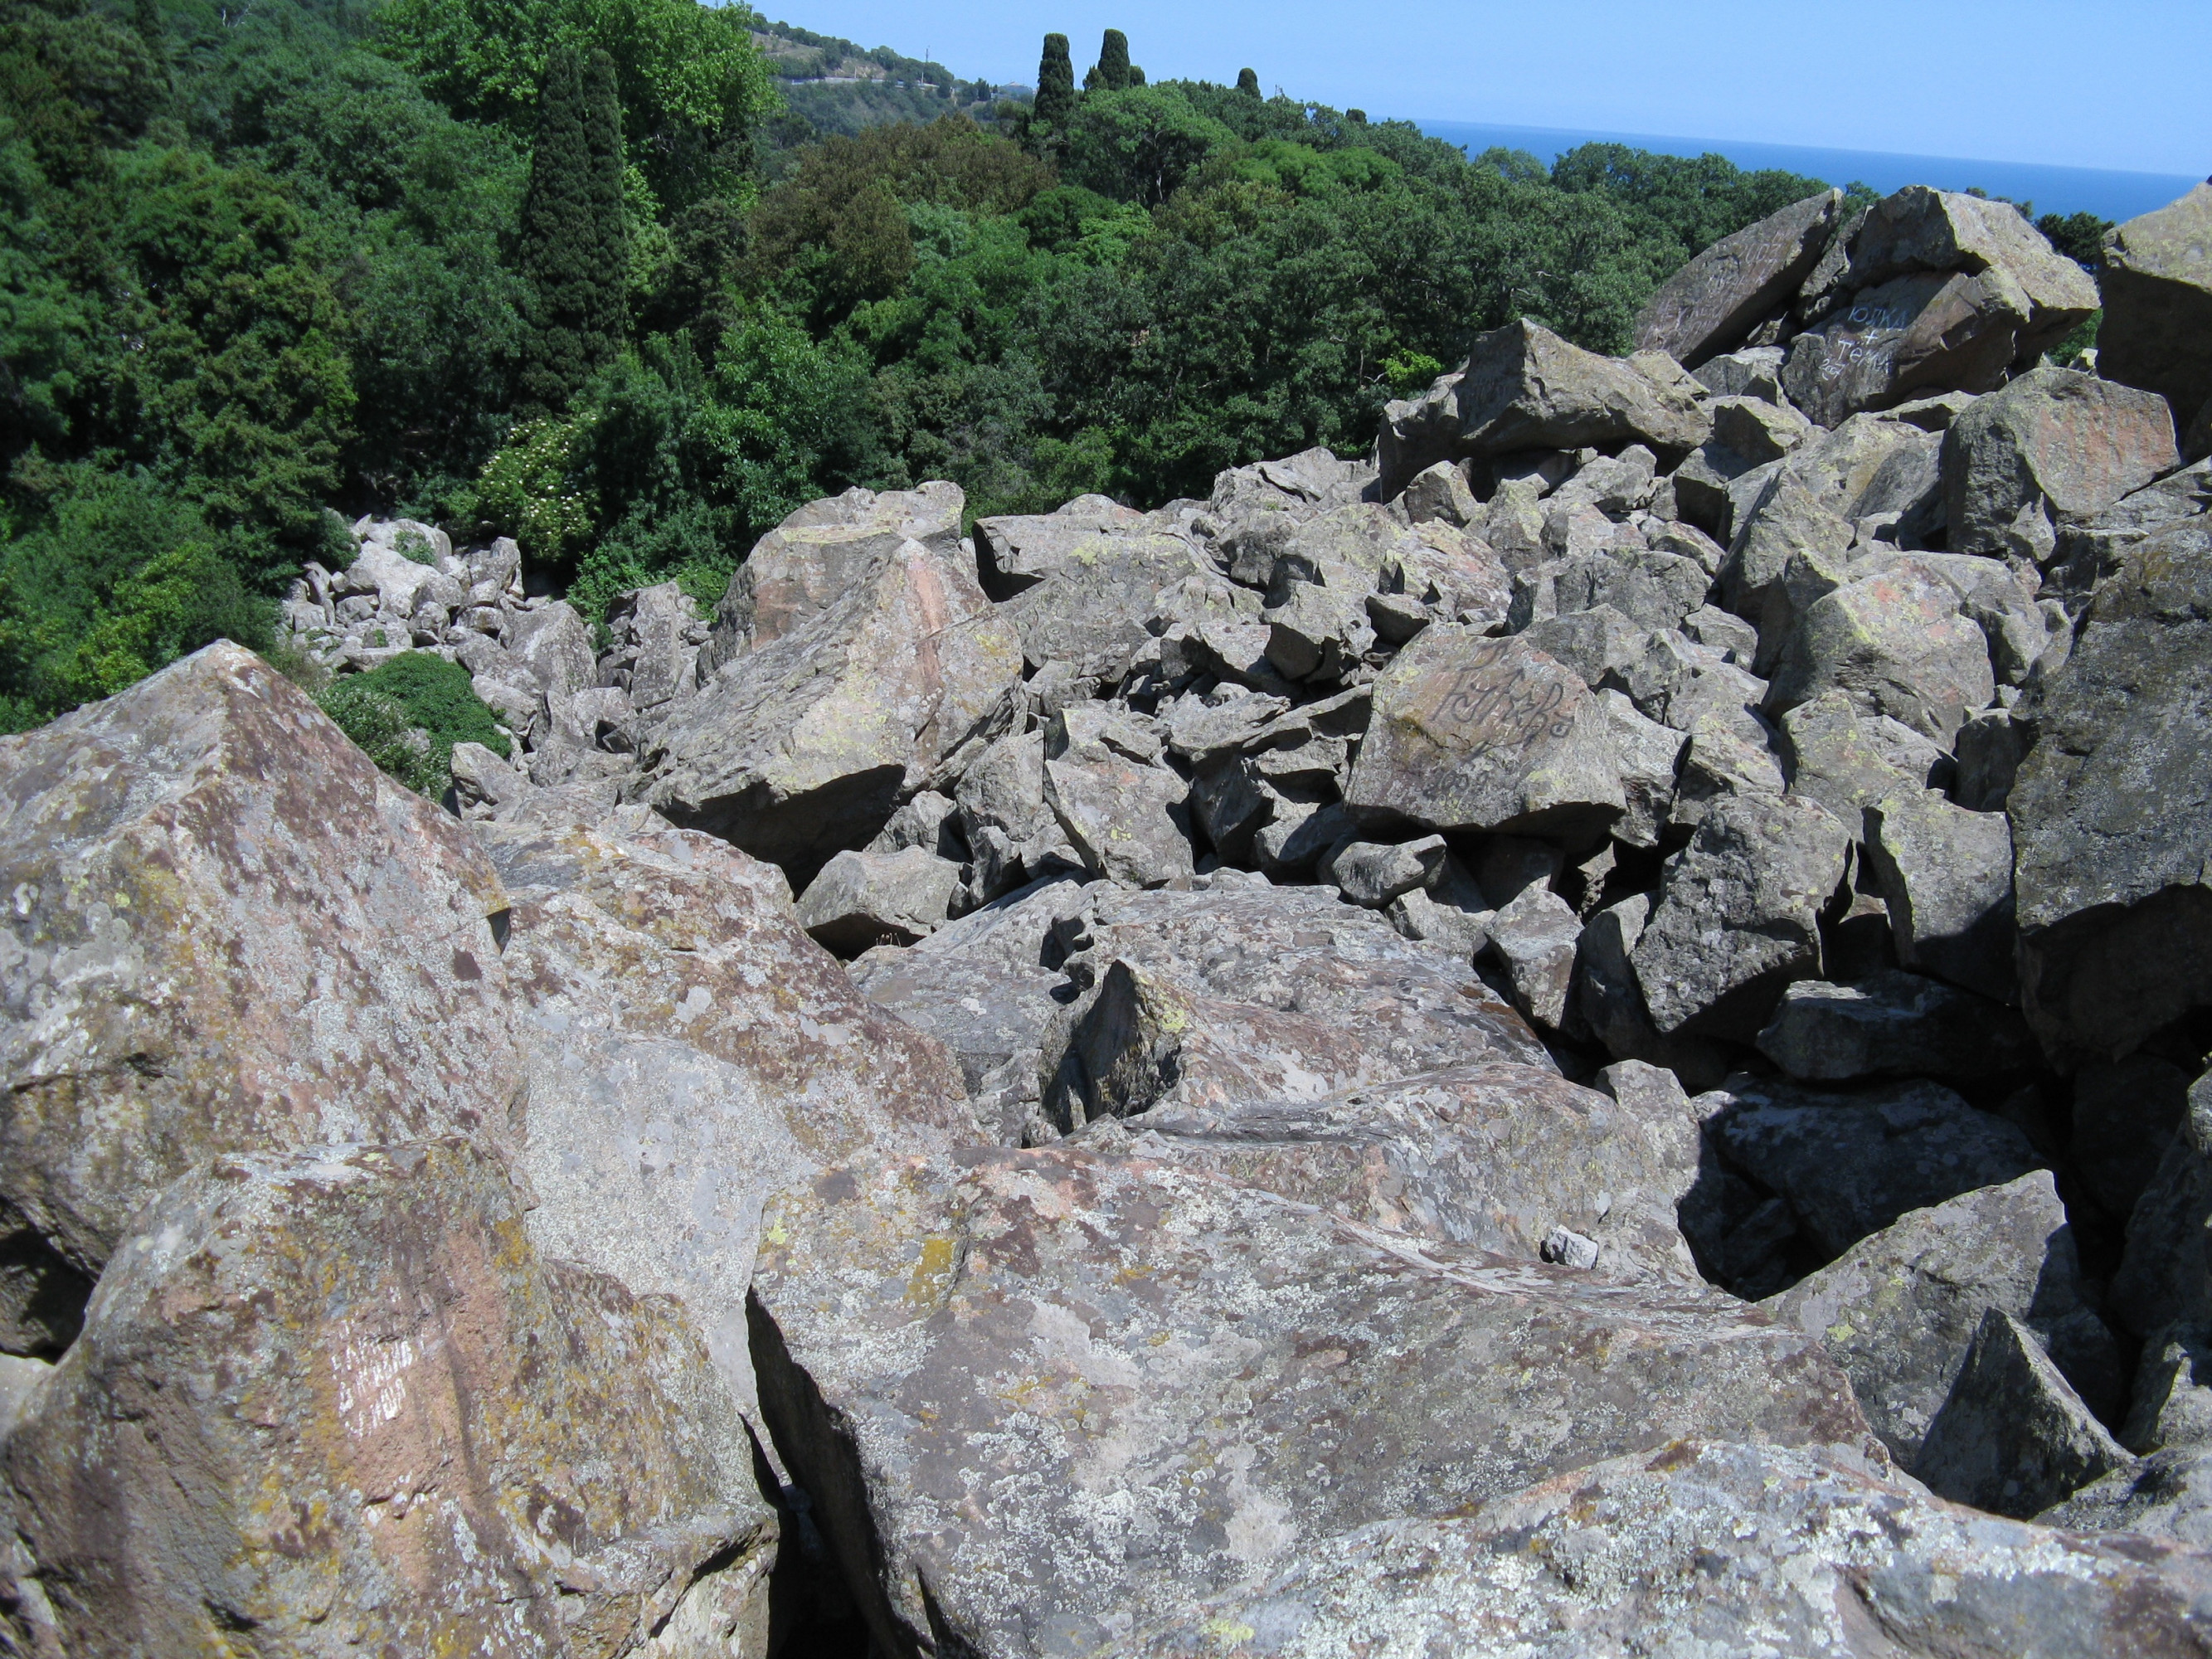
[317,650,509,798]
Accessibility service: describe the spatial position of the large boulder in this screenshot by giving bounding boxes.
[748,1148,1887,1658]
[1634,188,1845,367]
[2008,516,2212,1063]
[635,533,1023,888]
[0,1141,772,1657]
[1826,185,2101,360]
[2098,181,2212,435]
[1452,319,1711,460]
[1863,790,2017,1002]
[1631,792,1851,1040]
[1766,565,1996,745]
[701,482,963,671]
[1113,1438,2212,1659]
[1782,269,2035,427]
[795,845,962,952]
[1756,970,2033,1082]
[994,525,1214,681]
[1040,875,1553,1130]
[971,494,1145,597]
[1344,627,1626,840]
[1083,1060,1699,1281]
[1943,367,2179,562]
[479,820,976,1419]
[0,644,522,1356]
[1772,1172,2117,1463]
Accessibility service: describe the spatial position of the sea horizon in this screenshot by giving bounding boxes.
[1413,117,2203,223]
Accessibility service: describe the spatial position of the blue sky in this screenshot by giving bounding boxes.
[766,0,2210,177]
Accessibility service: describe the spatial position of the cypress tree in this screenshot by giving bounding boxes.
[1237,67,1261,97]
[518,48,628,416]
[1128,63,1145,86]
[1033,33,1074,128]
[1095,29,1131,91]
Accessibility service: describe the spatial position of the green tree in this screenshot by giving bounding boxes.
[2037,210,2113,275]
[1236,66,1259,96]
[517,46,626,414]
[1086,28,1131,93]
[1032,32,1073,129]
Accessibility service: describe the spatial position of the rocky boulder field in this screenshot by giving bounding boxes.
[7,180,2212,1656]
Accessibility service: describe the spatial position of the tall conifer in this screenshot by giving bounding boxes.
[1237,67,1261,96]
[1033,33,1073,129]
[1094,29,1131,91]
[518,47,628,416]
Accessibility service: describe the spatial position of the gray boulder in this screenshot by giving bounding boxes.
[1086,1059,1699,1281]
[1692,343,1787,401]
[1634,188,1845,367]
[1317,834,1446,907]
[2044,1447,2212,1546]
[637,533,1023,887]
[971,493,1145,596]
[1453,319,1711,460]
[1631,792,1851,1040]
[1864,790,2018,1003]
[1773,1171,2117,1463]
[1779,691,1951,825]
[1485,884,1583,1030]
[1756,970,2033,1082]
[1944,367,2179,562]
[702,481,962,669]
[1114,1438,2212,1659]
[1043,752,1194,888]
[0,644,522,1356]
[1914,1309,2135,1518]
[998,526,1213,681]
[2098,181,2212,435]
[1783,269,2035,427]
[1344,627,1625,839]
[795,844,963,952]
[0,1141,771,1657]
[2111,1069,2212,1340]
[1767,567,1996,745]
[1705,1078,2044,1262]
[749,1147,1887,1658]
[2009,516,2212,1063]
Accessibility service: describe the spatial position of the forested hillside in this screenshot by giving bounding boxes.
[0,0,1863,731]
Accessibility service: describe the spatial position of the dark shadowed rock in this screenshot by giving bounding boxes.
[1113,1438,2212,1659]
[2098,181,2212,433]
[2009,516,2212,1063]
[1774,1172,2117,1463]
[0,1141,772,1657]
[1782,270,2033,427]
[1635,188,1844,367]
[0,643,521,1355]
[1708,1078,2044,1262]
[749,1149,1886,1658]
[2111,1069,2212,1341]
[1914,1309,2134,1518]
[1757,970,2032,1082]
[2070,1054,2194,1223]
[1864,790,2017,1003]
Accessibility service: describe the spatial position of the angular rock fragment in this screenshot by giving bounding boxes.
[972,493,1145,596]
[996,525,1213,680]
[1778,690,1951,826]
[638,534,1023,885]
[1454,319,1711,460]
[1766,567,1996,745]
[1485,884,1582,1030]
[1914,1309,2134,1518]
[1634,188,1845,367]
[1345,627,1624,839]
[0,643,521,1351]
[1317,834,1446,907]
[2098,181,2212,433]
[2009,517,2212,1063]
[1631,792,1850,1040]
[1943,366,2178,562]
[1043,752,1194,888]
[795,845,963,952]
[1773,1172,2116,1462]
[1783,268,2034,427]
[0,1141,772,1656]
[2111,1068,2212,1340]
[749,1150,1885,1658]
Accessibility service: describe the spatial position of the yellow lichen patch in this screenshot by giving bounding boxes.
[1203,1616,1257,1648]
[907,1234,957,1306]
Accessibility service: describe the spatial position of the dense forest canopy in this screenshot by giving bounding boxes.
[0,0,2098,732]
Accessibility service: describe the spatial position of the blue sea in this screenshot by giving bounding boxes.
[1415,119,2203,225]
